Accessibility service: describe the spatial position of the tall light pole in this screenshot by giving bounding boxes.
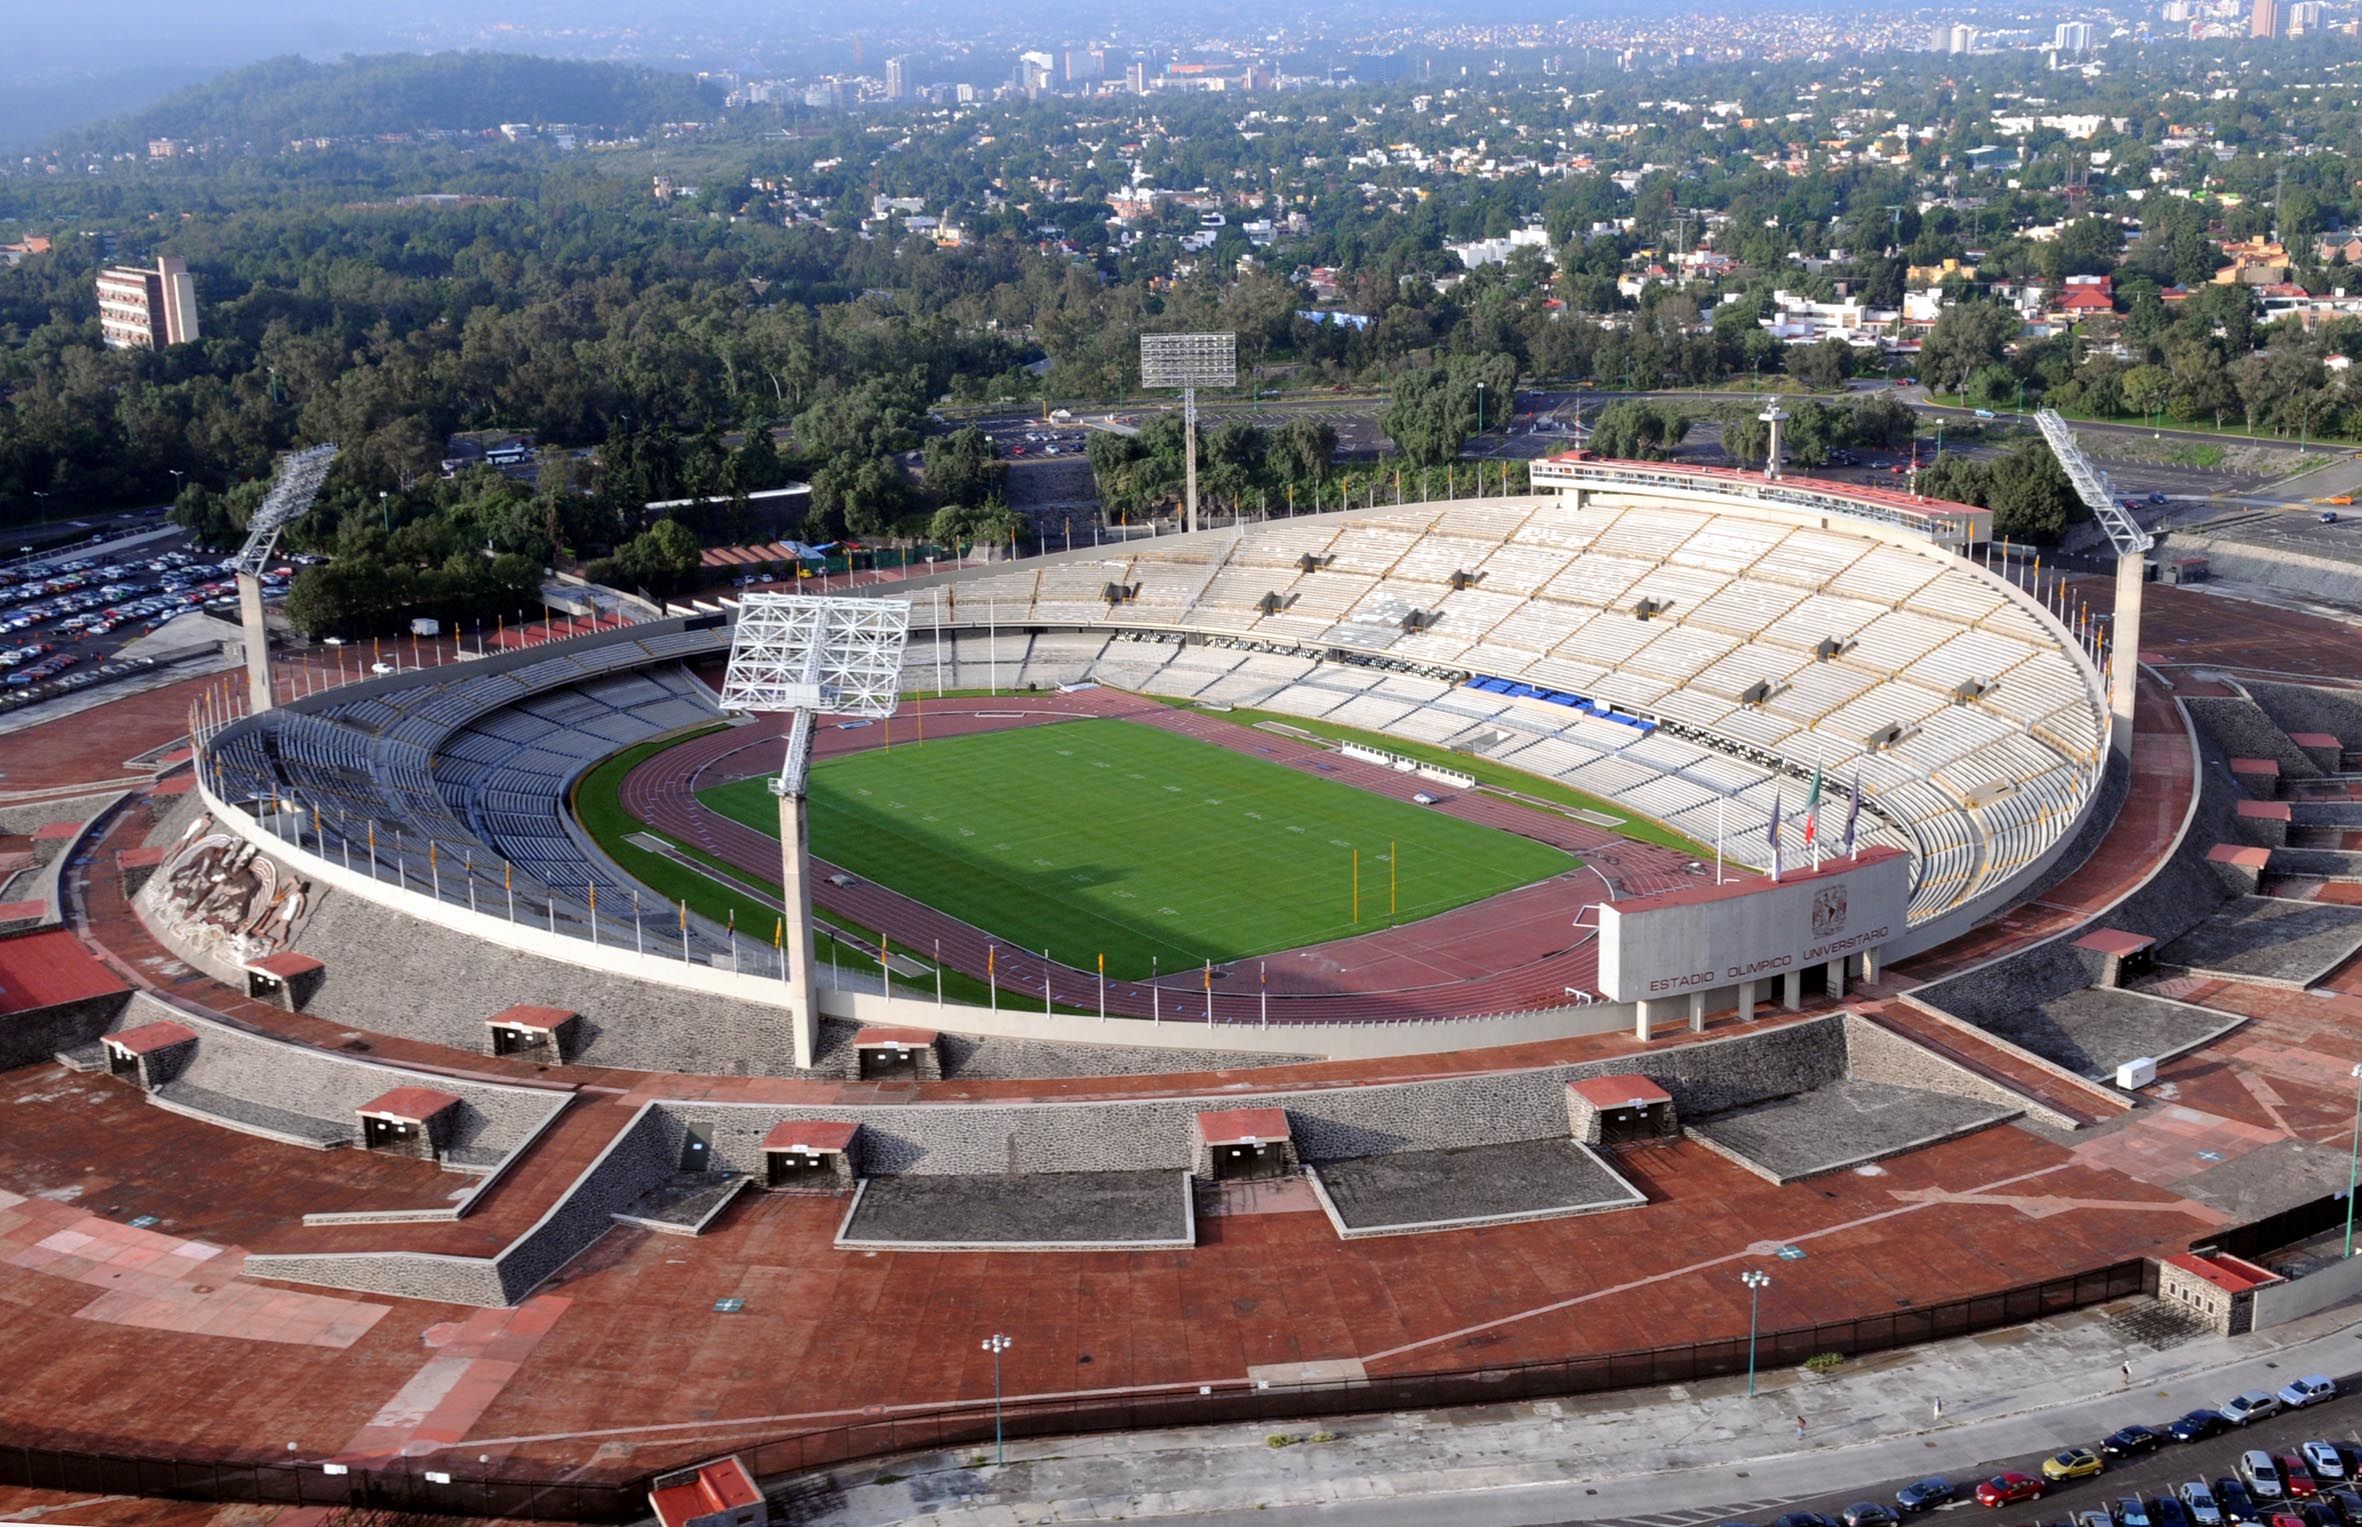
[981,1332,1013,1464]
[1141,333,1236,535]
[1741,1269,1770,1396]
[2344,1064,2362,1258]
[1477,380,1487,437]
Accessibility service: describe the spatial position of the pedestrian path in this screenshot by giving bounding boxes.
[787,1299,2362,1527]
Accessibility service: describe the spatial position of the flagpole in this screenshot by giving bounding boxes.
[1715,793,1725,884]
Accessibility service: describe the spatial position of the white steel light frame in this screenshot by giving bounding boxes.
[2034,408,2154,557]
[719,594,911,797]
[231,444,340,578]
[1139,332,1236,390]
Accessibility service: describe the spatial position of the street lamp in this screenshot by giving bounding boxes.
[1476,380,1488,436]
[1741,1269,1771,1396]
[981,1332,1013,1464]
[2344,1064,2362,1258]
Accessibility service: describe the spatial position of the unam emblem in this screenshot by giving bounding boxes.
[1811,884,1848,938]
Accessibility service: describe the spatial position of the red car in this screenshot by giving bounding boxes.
[1976,1475,2045,1508]
[2278,1457,2319,1499]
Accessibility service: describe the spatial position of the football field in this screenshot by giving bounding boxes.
[695,718,1576,980]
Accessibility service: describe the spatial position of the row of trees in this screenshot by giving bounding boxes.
[1084,415,1344,521]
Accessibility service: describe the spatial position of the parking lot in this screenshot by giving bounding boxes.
[0,531,280,692]
[1571,1376,2362,1527]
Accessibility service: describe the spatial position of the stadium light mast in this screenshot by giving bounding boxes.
[718,593,911,1068]
[1140,332,1236,534]
[2034,408,2153,762]
[229,444,338,714]
[1757,402,1788,481]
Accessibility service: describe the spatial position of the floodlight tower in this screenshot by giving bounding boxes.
[1139,332,1236,534]
[2035,407,2153,762]
[717,593,912,1067]
[229,444,338,714]
[1758,401,1789,481]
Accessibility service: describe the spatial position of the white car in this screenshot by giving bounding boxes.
[2223,1391,2283,1426]
[2280,1374,2337,1409]
[2303,1441,2346,1481]
[2239,1450,2284,1501]
[2179,1481,2221,1527]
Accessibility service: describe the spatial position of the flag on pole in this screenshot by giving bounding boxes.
[774,917,783,949]
[1767,783,1785,882]
[1203,959,1212,994]
[678,899,687,931]
[1801,764,1825,845]
[1842,772,1862,856]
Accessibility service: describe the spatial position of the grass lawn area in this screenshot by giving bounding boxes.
[697,717,1576,979]
[573,729,1021,1007]
[1180,702,1720,860]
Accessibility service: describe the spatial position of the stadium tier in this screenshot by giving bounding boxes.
[194,477,2103,985]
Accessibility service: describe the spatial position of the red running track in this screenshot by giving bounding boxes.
[617,689,1713,1025]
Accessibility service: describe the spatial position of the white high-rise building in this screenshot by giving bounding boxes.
[2052,21,2093,51]
[1948,23,1980,52]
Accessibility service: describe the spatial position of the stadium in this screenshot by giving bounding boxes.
[4,444,2361,1522]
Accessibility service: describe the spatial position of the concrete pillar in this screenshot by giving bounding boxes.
[1825,957,1846,1001]
[1782,970,1803,1011]
[1860,946,1880,985]
[237,572,272,714]
[2110,552,2143,761]
[1633,1000,1653,1043]
[1690,990,1707,1032]
[1737,980,1757,1022]
[777,788,820,1070]
[1183,388,1200,535]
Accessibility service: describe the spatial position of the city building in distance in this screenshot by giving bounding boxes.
[96,255,200,350]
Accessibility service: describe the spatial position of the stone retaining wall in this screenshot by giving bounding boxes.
[2186,696,2322,780]
[132,994,570,1160]
[1841,1012,2076,1130]
[242,1103,674,1307]
[2245,681,2362,757]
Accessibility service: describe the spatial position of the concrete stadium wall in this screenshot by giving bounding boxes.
[2250,1251,2362,1330]
[654,1016,1853,1180]
[2166,536,2362,608]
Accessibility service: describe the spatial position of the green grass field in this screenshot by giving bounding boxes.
[696,718,1576,980]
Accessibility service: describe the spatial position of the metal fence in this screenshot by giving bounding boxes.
[0,1260,2146,1522]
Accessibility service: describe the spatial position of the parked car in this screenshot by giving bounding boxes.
[2282,1377,2339,1410]
[2047,1449,2107,1482]
[1978,1476,2047,1509]
[2124,1499,2155,1527]
[2305,1445,2348,1483]
[2184,1482,2225,1527]
[1843,1505,1899,1527]
[2217,1477,2262,1525]
[2149,491,2170,505]
[2108,1427,2171,1459]
[2226,1393,2286,1426]
[1772,1514,1840,1527]
[2318,1488,2362,1524]
[1897,1480,1957,1514]
[2157,1496,2194,1527]
[2279,1457,2319,1500]
[2244,1452,2287,1501]
[2176,1411,2237,1443]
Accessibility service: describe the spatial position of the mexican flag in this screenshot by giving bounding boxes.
[1801,764,1825,845]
